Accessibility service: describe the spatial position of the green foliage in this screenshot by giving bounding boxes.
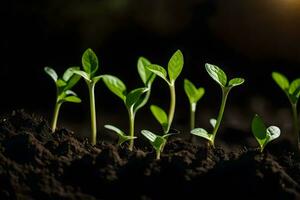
[141,130,173,159]
[150,105,168,133]
[104,125,137,146]
[168,50,184,83]
[184,79,205,105]
[251,115,280,152]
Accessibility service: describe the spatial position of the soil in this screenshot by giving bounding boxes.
[1,110,300,200]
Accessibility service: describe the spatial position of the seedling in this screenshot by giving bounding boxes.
[72,48,103,145]
[103,57,156,150]
[251,114,280,152]
[147,50,184,133]
[191,64,244,147]
[141,130,173,159]
[272,72,300,150]
[184,79,205,130]
[44,67,81,132]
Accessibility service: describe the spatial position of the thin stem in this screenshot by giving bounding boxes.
[167,83,176,133]
[128,109,135,151]
[291,103,300,150]
[156,150,161,160]
[88,83,97,145]
[51,102,62,133]
[190,103,196,130]
[211,88,230,147]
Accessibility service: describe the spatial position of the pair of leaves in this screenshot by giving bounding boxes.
[72,48,103,84]
[102,75,149,112]
[146,50,184,85]
[251,115,280,152]
[184,79,205,105]
[272,72,300,104]
[205,64,244,88]
[104,125,137,146]
[141,130,172,154]
[190,118,216,142]
[44,67,81,104]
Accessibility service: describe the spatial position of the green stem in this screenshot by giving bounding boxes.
[189,103,197,143]
[291,103,299,150]
[211,88,230,147]
[167,83,176,133]
[128,109,135,151]
[51,102,62,133]
[88,83,97,145]
[156,150,161,160]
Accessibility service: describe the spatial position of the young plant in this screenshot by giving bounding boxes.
[272,72,300,150]
[191,64,244,147]
[72,48,103,145]
[44,67,81,132]
[147,50,184,133]
[184,79,205,130]
[251,114,281,152]
[103,57,156,150]
[141,130,173,159]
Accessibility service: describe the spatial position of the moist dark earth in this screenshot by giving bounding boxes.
[1,111,300,200]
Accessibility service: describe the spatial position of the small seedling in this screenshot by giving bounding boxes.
[72,48,103,145]
[191,64,244,147]
[141,130,173,159]
[44,67,81,133]
[272,72,300,150]
[147,50,184,133]
[103,57,156,150]
[251,114,280,152]
[184,79,205,130]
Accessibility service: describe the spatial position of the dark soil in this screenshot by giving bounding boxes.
[1,110,300,200]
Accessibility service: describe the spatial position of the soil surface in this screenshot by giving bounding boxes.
[1,110,300,200]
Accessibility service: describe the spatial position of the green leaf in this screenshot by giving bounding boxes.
[104,125,137,145]
[251,115,267,148]
[82,48,99,77]
[125,88,148,109]
[209,118,217,128]
[44,67,58,82]
[147,64,169,84]
[63,96,81,103]
[191,128,213,141]
[138,57,153,85]
[63,67,81,90]
[289,79,300,97]
[184,79,205,104]
[228,78,245,87]
[205,63,227,87]
[72,70,91,81]
[141,130,166,152]
[102,75,127,101]
[272,72,289,91]
[64,90,77,96]
[56,79,67,87]
[168,50,184,82]
[150,105,168,132]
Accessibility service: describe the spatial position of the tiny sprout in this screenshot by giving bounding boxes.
[141,130,173,159]
[104,125,137,146]
[184,79,205,130]
[147,50,184,133]
[44,66,81,133]
[251,114,280,152]
[191,64,244,147]
[272,72,300,150]
[72,48,103,145]
[103,57,156,150]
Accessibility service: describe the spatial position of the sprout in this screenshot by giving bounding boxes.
[141,130,173,159]
[272,72,300,150]
[103,57,156,150]
[191,64,244,147]
[251,114,280,152]
[147,50,184,133]
[72,48,103,145]
[184,79,205,130]
[44,67,81,133]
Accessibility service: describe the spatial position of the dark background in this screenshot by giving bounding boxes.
[2,0,300,137]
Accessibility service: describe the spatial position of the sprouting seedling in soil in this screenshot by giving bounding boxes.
[251,114,280,152]
[141,130,173,159]
[146,50,184,133]
[103,57,156,150]
[184,79,205,130]
[44,67,81,133]
[272,72,300,150]
[72,48,103,145]
[191,64,244,147]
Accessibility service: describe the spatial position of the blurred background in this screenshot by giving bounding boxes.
[3,0,300,146]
